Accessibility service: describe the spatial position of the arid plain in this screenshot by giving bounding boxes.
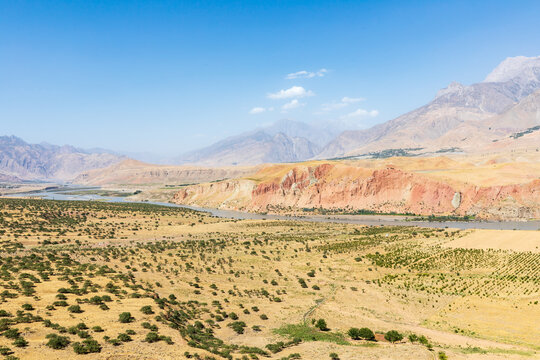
[0,193,538,360]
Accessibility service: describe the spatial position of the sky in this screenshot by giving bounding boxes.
[1,0,540,156]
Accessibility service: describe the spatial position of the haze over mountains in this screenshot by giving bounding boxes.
[175,119,338,166]
[1,55,539,181]
[179,55,540,165]
[0,136,125,181]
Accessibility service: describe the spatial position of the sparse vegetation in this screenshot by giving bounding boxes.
[0,197,536,359]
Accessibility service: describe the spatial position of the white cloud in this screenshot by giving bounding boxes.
[341,96,364,103]
[249,107,274,114]
[282,99,303,110]
[344,108,379,118]
[321,96,365,111]
[285,68,327,79]
[249,107,266,114]
[267,86,314,99]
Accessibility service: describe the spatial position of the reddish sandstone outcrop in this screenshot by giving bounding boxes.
[173,163,540,220]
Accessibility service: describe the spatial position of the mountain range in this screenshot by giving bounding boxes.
[2,55,539,181]
[0,136,125,181]
[318,55,540,158]
[178,55,540,165]
[175,119,338,166]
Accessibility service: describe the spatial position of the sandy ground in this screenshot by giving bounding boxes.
[444,229,540,252]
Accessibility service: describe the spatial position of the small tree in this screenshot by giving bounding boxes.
[119,312,134,323]
[348,327,362,339]
[13,337,28,348]
[145,332,160,343]
[45,334,70,349]
[329,352,340,360]
[348,327,374,340]
[72,339,102,354]
[140,306,154,315]
[3,329,19,339]
[68,305,83,313]
[358,327,375,340]
[384,330,403,343]
[228,321,247,334]
[315,319,328,331]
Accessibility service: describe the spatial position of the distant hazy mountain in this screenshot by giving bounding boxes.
[176,120,328,166]
[0,136,126,181]
[317,55,540,158]
[261,119,339,147]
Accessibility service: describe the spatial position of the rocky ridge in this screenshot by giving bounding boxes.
[173,161,540,220]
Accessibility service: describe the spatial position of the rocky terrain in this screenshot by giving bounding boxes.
[0,136,125,181]
[318,56,540,158]
[173,153,540,220]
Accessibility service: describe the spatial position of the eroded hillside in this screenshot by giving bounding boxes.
[173,153,540,220]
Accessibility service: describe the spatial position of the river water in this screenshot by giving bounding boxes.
[3,187,540,231]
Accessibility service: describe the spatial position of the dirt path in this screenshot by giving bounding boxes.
[302,284,337,325]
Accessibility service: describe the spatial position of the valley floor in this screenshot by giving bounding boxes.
[0,198,538,359]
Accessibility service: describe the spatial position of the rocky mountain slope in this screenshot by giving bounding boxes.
[0,136,125,181]
[176,127,321,166]
[172,153,540,220]
[318,55,540,158]
[74,159,258,185]
[172,56,539,165]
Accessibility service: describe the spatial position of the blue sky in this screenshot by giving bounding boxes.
[1,0,539,155]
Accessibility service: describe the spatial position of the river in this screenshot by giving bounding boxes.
[3,187,540,231]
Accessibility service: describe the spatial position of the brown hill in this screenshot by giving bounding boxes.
[317,56,540,158]
[73,159,259,185]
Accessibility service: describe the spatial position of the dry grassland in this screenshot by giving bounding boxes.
[0,198,538,360]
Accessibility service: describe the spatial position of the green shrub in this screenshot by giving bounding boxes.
[0,346,13,355]
[315,319,328,331]
[118,312,134,323]
[72,339,101,354]
[45,334,70,349]
[145,331,160,343]
[13,337,28,348]
[140,306,154,315]
[348,327,374,340]
[118,333,132,342]
[438,352,448,360]
[384,330,403,343]
[228,321,247,334]
[67,305,83,313]
[3,329,20,339]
